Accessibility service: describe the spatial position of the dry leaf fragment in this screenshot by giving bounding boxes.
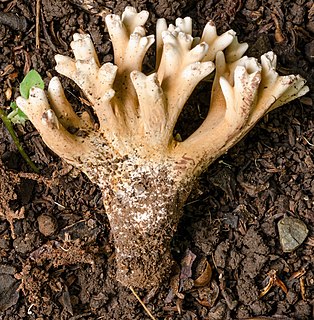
[289,267,307,280]
[300,276,306,300]
[179,249,196,292]
[196,280,220,308]
[194,260,212,287]
[289,266,308,301]
[259,269,288,298]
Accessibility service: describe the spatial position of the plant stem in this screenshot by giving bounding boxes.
[0,108,39,173]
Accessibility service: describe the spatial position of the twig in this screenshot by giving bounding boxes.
[40,10,57,51]
[129,286,157,320]
[303,136,314,146]
[239,317,292,320]
[0,108,39,173]
[36,0,41,49]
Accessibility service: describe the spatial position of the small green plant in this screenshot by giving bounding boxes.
[0,70,44,172]
[8,70,45,125]
[6,101,28,125]
[19,69,45,99]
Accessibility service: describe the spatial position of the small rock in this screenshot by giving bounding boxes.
[278,216,308,252]
[37,214,58,237]
[0,264,16,275]
[0,274,20,311]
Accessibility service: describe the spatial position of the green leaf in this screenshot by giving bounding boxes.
[7,101,28,125]
[10,101,18,110]
[20,69,44,99]
[7,109,28,125]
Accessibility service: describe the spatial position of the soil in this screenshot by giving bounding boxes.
[0,0,314,319]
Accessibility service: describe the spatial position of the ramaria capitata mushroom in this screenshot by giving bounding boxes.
[16,6,309,288]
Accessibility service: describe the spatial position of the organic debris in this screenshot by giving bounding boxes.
[0,159,23,239]
[259,270,288,299]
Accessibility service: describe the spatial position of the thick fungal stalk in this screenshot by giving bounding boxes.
[16,6,309,288]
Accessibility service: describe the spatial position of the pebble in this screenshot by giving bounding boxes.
[278,216,309,252]
[37,214,58,237]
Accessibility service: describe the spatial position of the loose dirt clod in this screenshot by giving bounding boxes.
[37,213,58,236]
[0,158,23,239]
[0,12,27,31]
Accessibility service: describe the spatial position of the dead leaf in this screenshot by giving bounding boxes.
[196,280,219,308]
[179,249,196,292]
[194,260,212,287]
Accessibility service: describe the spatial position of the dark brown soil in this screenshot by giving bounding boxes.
[0,0,313,319]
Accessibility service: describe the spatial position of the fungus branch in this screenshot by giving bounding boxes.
[176,50,308,177]
[16,6,309,288]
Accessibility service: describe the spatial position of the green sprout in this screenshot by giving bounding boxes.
[19,69,45,98]
[7,101,28,125]
[0,70,44,173]
[8,70,45,125]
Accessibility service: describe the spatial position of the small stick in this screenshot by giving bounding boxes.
[129,286,157,320]
[300,276,306,300]
[36,0,41,49]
